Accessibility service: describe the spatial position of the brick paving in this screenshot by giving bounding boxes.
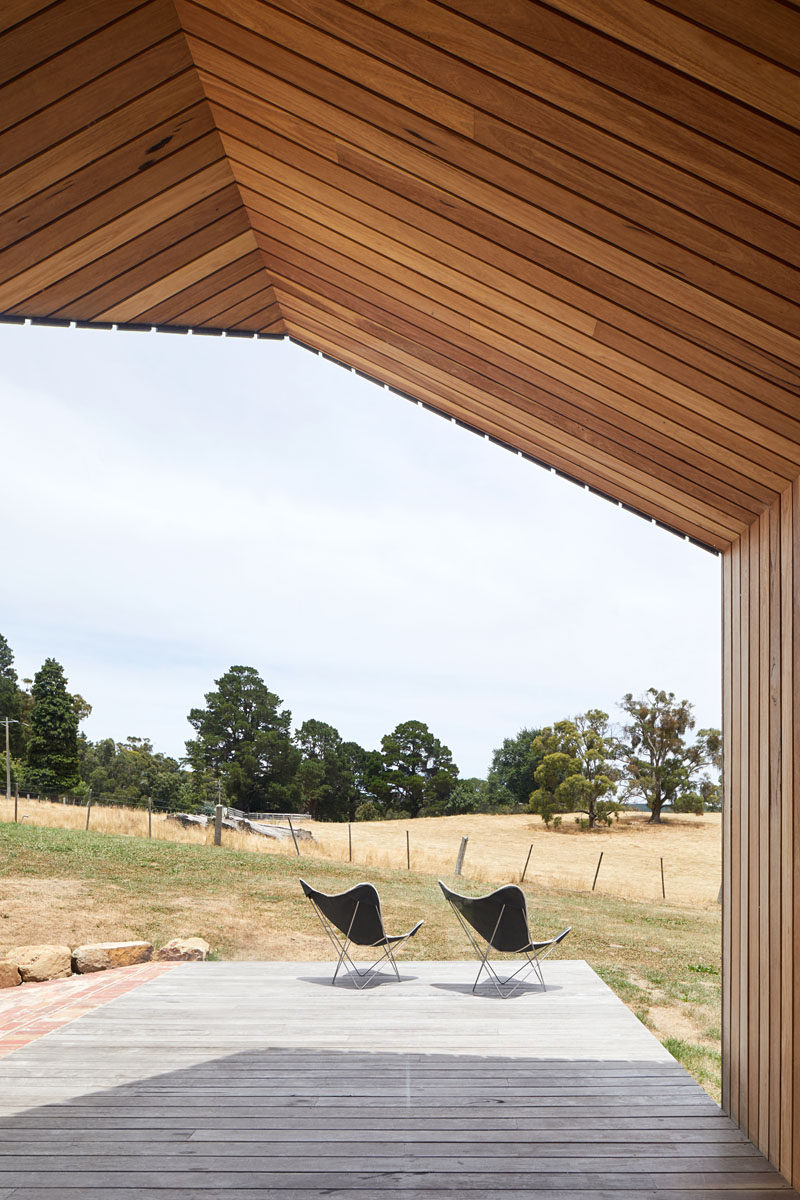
[0,962,175,1058]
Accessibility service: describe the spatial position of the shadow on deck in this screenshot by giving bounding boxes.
[0,961,796,1197]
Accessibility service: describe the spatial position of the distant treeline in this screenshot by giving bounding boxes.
[1,633,720,828]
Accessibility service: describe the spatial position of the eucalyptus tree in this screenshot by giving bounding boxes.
[529,710,619,828]
[617,689,721,823]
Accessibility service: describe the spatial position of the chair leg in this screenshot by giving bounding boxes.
[474,949,546,998]
[304,893,417,988]
[341,937,413,988]
[526,951,546,992]
[331,935,355,986]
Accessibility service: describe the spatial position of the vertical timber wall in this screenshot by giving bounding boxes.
[722,480,799,1185]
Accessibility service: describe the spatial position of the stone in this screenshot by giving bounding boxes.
[10,944,72,982]
[72,941,153,974]
[156,937,210,962]
[0,960,21,988]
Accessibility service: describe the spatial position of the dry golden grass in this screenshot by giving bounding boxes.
[308,812,722,906]
[0,819,722,1099]
[0,799,721,907]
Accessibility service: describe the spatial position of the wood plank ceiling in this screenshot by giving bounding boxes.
[1,0,798,551]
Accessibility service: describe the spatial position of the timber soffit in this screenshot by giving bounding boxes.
[0,0,798,554]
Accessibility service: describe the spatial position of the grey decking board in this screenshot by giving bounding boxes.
[0,1139,761,1157]
[4,1193,795,1200]
[0,1131,753,1147]
[0,1169,792,1189]
[0,1152,782,1171]
[0,961,795,1197]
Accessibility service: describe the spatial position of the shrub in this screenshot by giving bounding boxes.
[354,800,382,822]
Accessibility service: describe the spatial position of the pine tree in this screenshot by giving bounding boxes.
[25,658,80,793]
[0,633,26,759]
[185,666,300,812]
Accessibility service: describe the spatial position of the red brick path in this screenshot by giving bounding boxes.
[0,962,175,1058]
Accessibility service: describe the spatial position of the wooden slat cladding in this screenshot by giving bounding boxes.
[1,0,800,1187]
[1,0,798,535]
[723,484,799,1183]
[174,0,800,541]
[0,0,283,332]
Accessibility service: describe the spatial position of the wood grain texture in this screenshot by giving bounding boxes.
[1,0,799,541]
[722,485,800,1185]
[0,961,796,1196]
[0,4,799,1180]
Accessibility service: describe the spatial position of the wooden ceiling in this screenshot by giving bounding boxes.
[1,0,798,551]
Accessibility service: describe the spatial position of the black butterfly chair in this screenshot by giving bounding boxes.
[439,880,571,998]
[300,878,423,988]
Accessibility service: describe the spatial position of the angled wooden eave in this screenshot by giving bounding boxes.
[0,0,798,556]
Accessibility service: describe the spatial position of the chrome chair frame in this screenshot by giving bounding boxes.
[301,879,423,989]
[439,881,571,998]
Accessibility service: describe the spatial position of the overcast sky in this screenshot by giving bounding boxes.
[0,322,721,777]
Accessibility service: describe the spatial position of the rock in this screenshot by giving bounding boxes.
[0,960,21,988]
[72,941,153,974]
[10,944,72,982]
[156,937,210,962]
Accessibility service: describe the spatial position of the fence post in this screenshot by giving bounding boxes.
[521,843,533,883]
[148,796,152,840]
[660,856,666,900]
[14,785,18,824]
[287,815,300,856]
[85,791,92,831]
[592,851,604,891]
[455,836,468,876]
[348,822,352,863]
[406,829,410,870]
[214,804,223,847]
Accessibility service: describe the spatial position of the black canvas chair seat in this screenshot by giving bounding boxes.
[439,881,570,997]
[300,879,423,988]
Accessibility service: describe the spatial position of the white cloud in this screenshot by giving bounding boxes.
[1,325,720,776]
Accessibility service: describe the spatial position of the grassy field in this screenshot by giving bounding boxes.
[0,817,722,1100]
[0,798,722,905]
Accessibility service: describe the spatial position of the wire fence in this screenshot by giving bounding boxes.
[1,789,721,905]
[4,788,310,820]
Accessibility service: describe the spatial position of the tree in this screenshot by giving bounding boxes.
[420,776,509,817]
[0,633,26,759]
[25,658,80,793]
[670,728,722,814]
[487,727,545,808]
[529,710,619,829]
[79,735,183,809]
[377,720,458,818]
[185,666,300,812]
[617,689,721,823]
[0,634,14,681]
[294,719,355,821]
[71,693,92,724]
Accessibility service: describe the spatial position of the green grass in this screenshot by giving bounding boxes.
[0,820,722,1098]
[663,1037,722,1095]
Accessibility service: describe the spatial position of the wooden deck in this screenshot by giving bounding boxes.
[0,960,796,1198]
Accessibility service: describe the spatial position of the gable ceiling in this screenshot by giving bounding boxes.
[1,0,798,551]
